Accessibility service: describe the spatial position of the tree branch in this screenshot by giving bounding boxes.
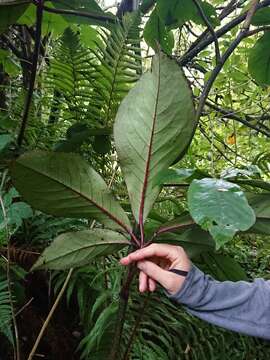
[205,101,270,137]
[17,1,44,147]
[191,0,221,64]
[179,0,270,66]
[42,4,116,24]
[194,0,262,126]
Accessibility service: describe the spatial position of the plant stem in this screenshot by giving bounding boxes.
[122,294,150,360]
[17,0,44,147]
[27,268,73,360]
[109,264,137,360]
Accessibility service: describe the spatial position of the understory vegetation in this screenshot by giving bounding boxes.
[0,0,270,359]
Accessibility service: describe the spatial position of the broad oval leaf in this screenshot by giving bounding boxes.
[187,178,256,248]
[10,151,131,232]
[201,253,248,281]
[153,167,208,186]
[114,53,196,224]
[248,32,270,86]
[144,9,175,54]
[251,8,270,26]
[32,229,129,270]
[0,3,29,34]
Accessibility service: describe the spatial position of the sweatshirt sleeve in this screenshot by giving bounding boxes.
[167,264,270,340]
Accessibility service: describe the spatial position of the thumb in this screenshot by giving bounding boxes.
[137,260,172,291]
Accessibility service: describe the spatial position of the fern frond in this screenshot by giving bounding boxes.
[53,253,270,360]
[88,12,141,127]
[0,276,13,344]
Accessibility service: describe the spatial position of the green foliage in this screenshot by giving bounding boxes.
[251,8,270,26]
[10,151,131,230]
[0,187,33,243]
[33,229,129,270]
[51,0,115,28]
[0,3,29,34]
[114,53,195,223]
[143,9,174,54]
[2,0,270,358]
[0,276,13,344]
[188,178,256,248]
[248,32,270,86]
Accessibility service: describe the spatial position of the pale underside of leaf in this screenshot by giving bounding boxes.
[114,52,196,225]
[32,229,130,270]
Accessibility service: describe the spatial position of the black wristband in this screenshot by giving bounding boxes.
[168,269,188,277]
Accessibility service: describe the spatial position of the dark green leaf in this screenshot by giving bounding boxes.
[51,0,115,29]
[201,253,248,281]
[156,0,219,29]
[154,168,208,186]
[188,178,256,248]
[143,9,174,54]
[32,229,129,270]
[0,3,29,34]
[0,134,12,153]
[248,32,270,86]
[251,7,270,26]
[93,135,111,155]
[10,151,131,231]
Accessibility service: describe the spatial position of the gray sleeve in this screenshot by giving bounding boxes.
[167,264,270,340]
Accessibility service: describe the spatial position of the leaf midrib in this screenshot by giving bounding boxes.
[138,53,161,228]
[16,161,131,233]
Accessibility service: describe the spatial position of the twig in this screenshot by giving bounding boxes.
[191,0,221,64]
[27,268,73,360]
[205,101,270,137]
[194,0,261,125]
[17,0,44,147]
[42,4,116,24]
[179,0,270,66]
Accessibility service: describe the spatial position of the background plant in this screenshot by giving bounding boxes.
[0,0,270,359]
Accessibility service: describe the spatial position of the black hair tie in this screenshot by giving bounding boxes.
[169,269,188,277]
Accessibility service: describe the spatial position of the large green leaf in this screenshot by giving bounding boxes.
[51,0,115,28]
[0,3,29,34]
[156,0,219,29]
[32,229,129,270]
[248,32,270,86]
[245,193,270,235]
[153,167,208,186]
[143,9,174,54]
[251,7,270,25]
[188,178,256,248]
[10,151,131,232]
[201,253,248,281]
[18,3,68,37]
[156,226,215,258]
[114,53,195,224]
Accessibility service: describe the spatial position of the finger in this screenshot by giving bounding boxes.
[148,277,156,292]
[120,244,176,265]
[139,270,148,293]
[137,260,172,290]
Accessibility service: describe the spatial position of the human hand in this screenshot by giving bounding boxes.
[120,244,191,295]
